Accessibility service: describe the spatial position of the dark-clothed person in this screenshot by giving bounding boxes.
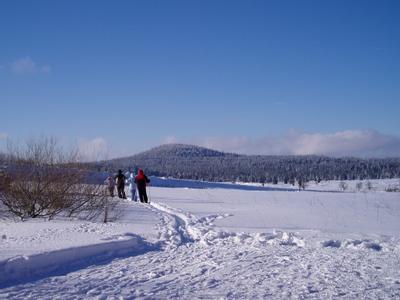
[135,169,150,203]
[115,169,126,199]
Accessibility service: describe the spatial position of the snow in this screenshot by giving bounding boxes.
[1,178,400,298]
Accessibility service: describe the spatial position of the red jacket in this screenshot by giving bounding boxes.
[135,169,150,190]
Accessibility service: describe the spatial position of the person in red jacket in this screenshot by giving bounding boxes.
[135,169,150,203]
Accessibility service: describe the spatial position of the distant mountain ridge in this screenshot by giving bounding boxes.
[90,144,400,183]
[133,144,235,159]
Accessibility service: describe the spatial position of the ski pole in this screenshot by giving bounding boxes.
[148,184,151,204]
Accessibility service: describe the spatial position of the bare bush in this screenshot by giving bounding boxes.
[366,180,373,191]
[385,184,400,192]
[0,137,117,222]
[102,196,124,223]
[297,178,307,191]
[356,182,363,192]
[0,169,11,218]
[339,181,348,191]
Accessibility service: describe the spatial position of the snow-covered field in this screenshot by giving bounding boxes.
[1,178,400,299]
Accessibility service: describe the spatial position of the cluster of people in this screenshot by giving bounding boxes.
[104,169,150,203]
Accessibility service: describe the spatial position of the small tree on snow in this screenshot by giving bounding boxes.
[339,181,348,191]
[356,182,363,192]
[366,180,373,191]
[297,178,306,191]
[259,175,266,187]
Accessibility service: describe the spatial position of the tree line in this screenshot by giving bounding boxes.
[91,144,400,184]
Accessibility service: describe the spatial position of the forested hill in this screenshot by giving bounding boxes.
[91,144,400,183]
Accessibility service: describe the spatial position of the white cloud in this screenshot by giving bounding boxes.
[162,129,400,158]
[77,137,110,162]
[285,130,400,157]
[11,57,36,74]
[10,57,51,74]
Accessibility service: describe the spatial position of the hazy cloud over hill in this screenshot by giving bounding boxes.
[77,137,110,162]
[163,129,400,157]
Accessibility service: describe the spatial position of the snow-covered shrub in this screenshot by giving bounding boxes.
[339,181,348,191]
[385,183,400,192]
[356,182,363,192]
[297,178,307,191]
[0,137,117,222]
[366,180,373,191]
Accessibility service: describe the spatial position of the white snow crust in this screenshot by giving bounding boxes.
[1,178,400,299]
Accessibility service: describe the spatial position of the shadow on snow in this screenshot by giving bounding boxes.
[0,234,161,289]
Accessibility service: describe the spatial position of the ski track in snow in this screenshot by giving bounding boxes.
[1,200,400,299]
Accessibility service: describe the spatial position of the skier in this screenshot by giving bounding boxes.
[126,171,137,201]
[115,169,126,199]
[135,169,150,203]
[104,174,116,197]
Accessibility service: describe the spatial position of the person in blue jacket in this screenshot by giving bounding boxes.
[126,172,137,201]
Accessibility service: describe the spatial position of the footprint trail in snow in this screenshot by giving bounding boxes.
[1,201,400,299]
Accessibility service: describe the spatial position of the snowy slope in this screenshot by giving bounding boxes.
[1,178,400,298]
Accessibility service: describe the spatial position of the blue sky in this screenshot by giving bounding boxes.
[1,0,399,159]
